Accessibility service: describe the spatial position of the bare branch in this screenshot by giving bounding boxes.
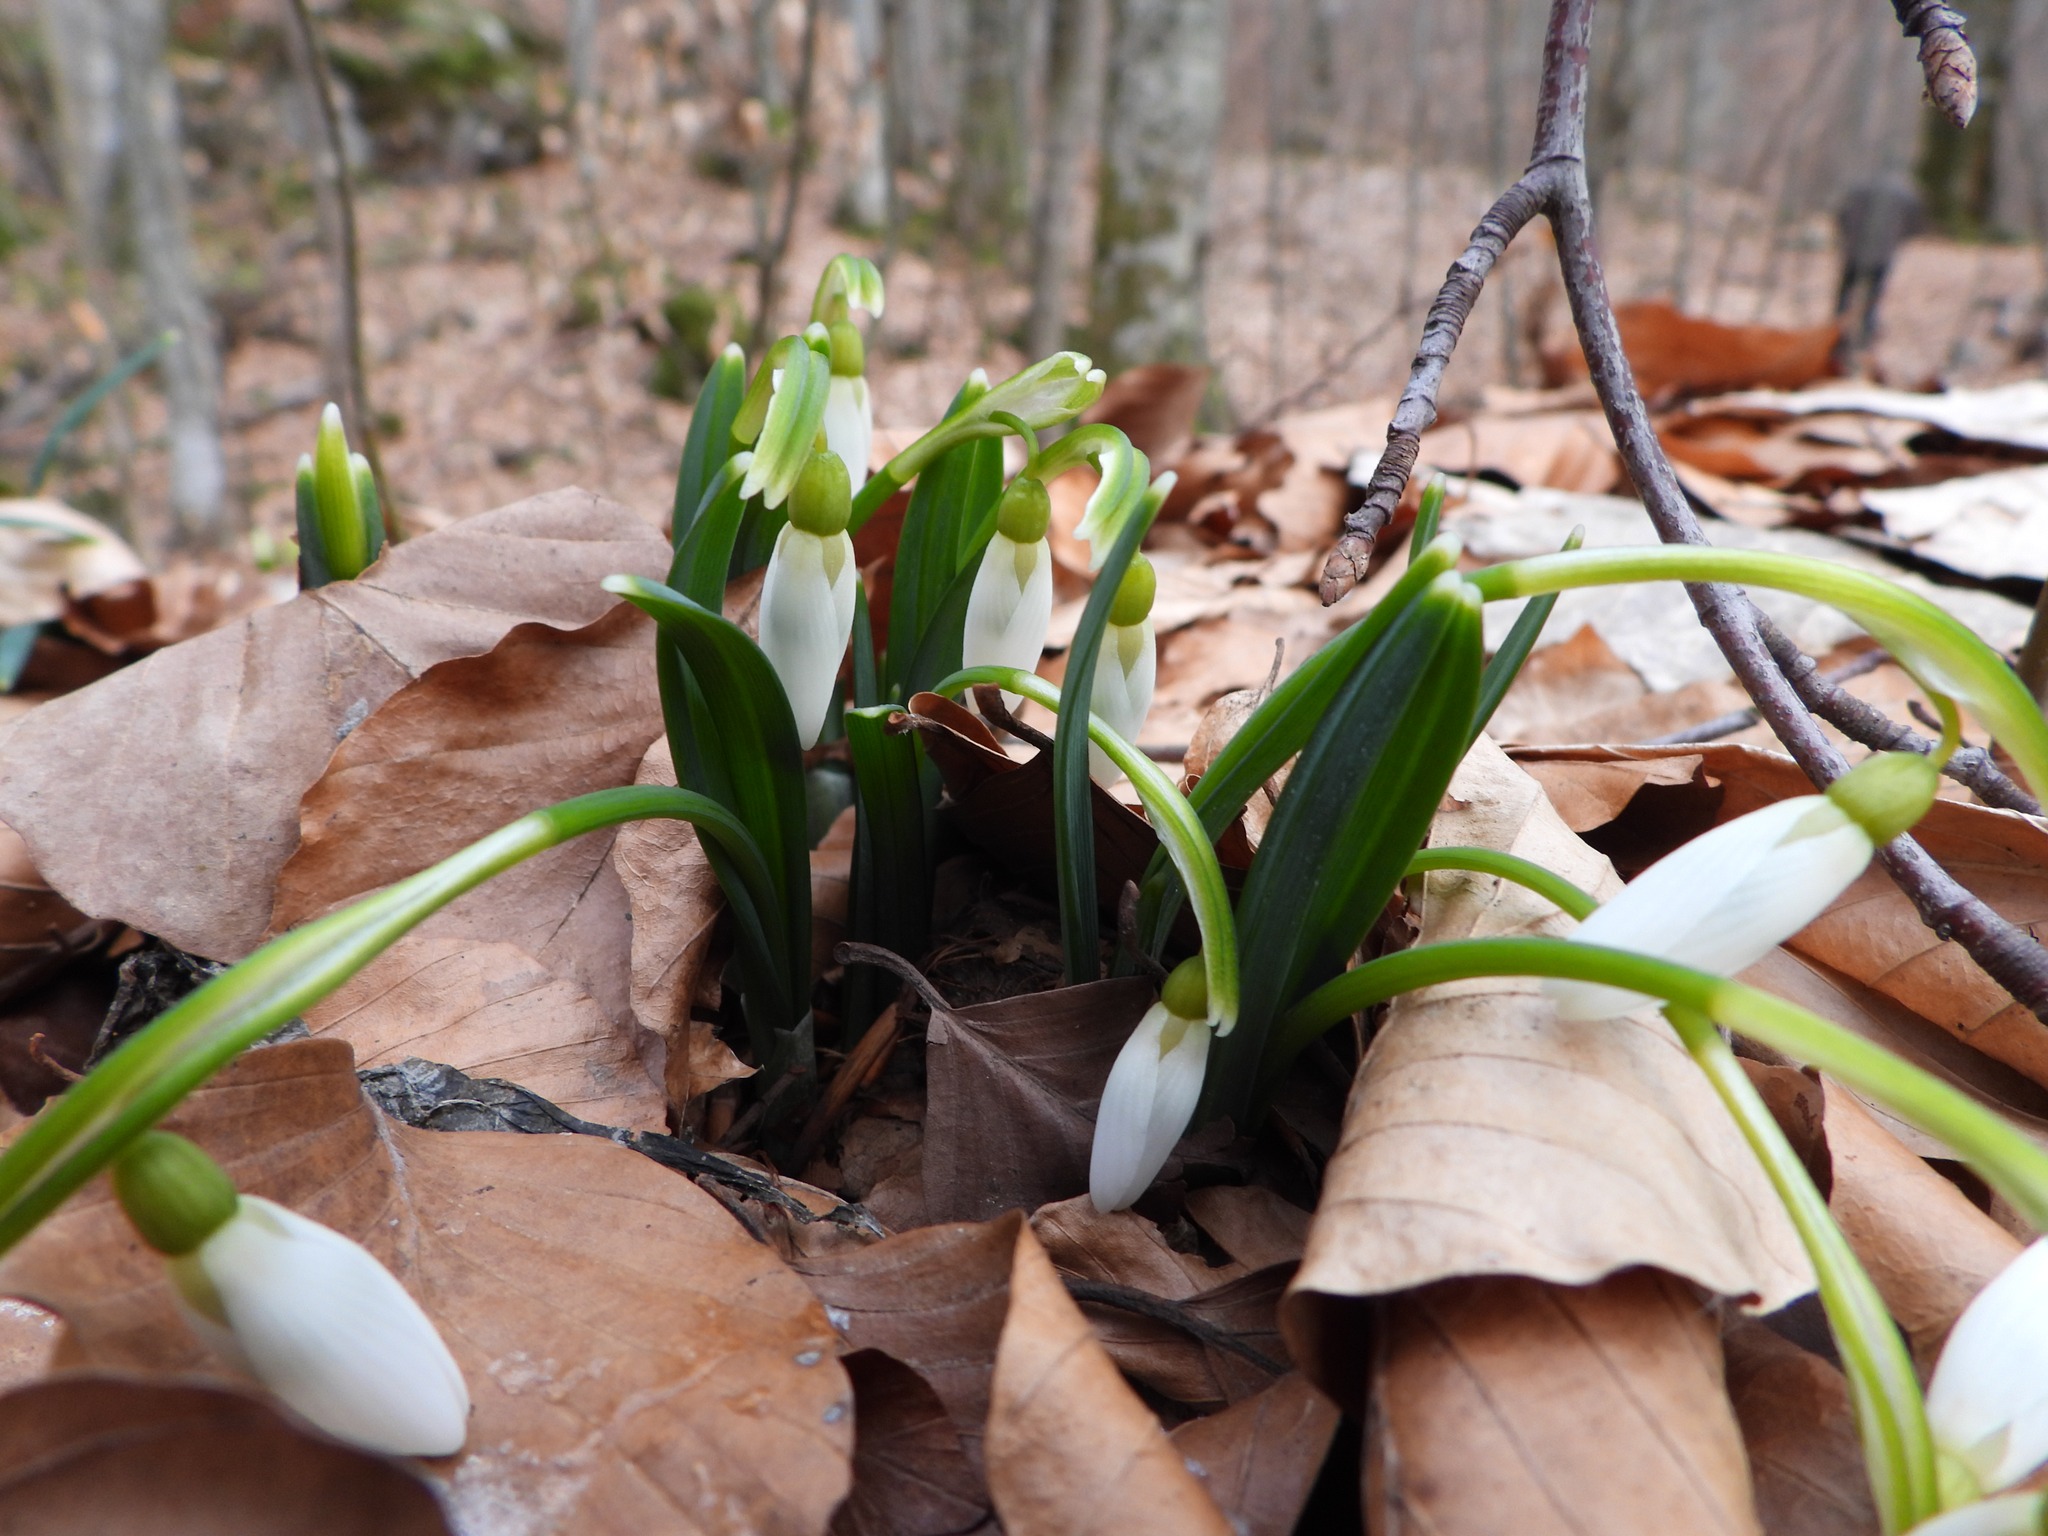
[1892,0,1979,129]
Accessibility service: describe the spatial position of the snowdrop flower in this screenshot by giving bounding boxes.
[1088,555,1157,786]
[759,449,859,748]
[112,1131,469,1458]
[1927,1240,2048,1504]
[1545,750,1937,1021]
[1907,1494,2048,1536]
[1091,956,1211,1212]
[963,476,1054,713]
[821,319,872,493]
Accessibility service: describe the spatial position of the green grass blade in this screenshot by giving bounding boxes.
[27,329,176,494]
[842,704,932,1040]
[672,343,746,545]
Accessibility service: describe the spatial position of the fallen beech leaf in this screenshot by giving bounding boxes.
[1819,1081,2022,1373]
[985,1222,1231,1536]
[1184,1185,1312,1271]
[0,490,669,961]
[1414,409,1619,496]
[0,1296,58,1391]
[0,499,148,627]
[1284,739,1811,1400]
[612,736,747,1112]
[793,1213,1023,1468]
[1031,1193,1239,1295]
[0,1039,853,1533]
[1544,301,1839,401]
[1082,363,1211,463]
[1168,1373,1339,1536]
[1367,1269,1761,1536]
[921,976,1154,1223]
[1724,1320,1878,1536]
[0,1373,451,1534]
[830,1350,992,1536]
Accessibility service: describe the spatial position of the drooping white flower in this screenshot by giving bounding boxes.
[1906,1493,2047,1536]
[1087,555,1157,786]
[111,1130,468,1459]
[822,319,872,493]
[170,1196,471,1458]
[758,450,858,748]
[963,476,1054,713]
[1544,751,1938,1021]
[1928,1240,2048,1500]
[1091,957,1212,1212]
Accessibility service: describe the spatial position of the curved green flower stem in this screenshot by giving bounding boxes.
[0,787,752,1256]
[1465,548,2048,800]
[1402,847,1598,922]
[932,664,1240,1036]
[1665,1002,1936,1534]
[1280,937,2048,1230]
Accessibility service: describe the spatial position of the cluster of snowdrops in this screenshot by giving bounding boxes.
[10,257,2048,1536]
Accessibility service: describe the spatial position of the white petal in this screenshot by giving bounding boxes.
[1544,796,1873,1020]
[1087,621,1155,786]
[181,1197,469,1457]
[963,534,1054,712]
[758,526,857,748]
[1931,1240,2048,1491]
[1905,1495,2048,1536]
[823,376,872,493]
[1090,1003,1210,1212]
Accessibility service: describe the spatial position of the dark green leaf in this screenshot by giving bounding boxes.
[28,329,175,494]
[842,705,932,1041]
[885,433,1003,699]
[672,343,747,545]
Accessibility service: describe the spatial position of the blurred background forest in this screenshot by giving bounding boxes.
[0,0,2042,567]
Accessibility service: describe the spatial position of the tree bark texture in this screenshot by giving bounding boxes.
[1026,0,1108,358]
[1085,0,1227,372]
[951,0,1037,258]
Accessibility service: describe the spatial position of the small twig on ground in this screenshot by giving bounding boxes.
[1645,648,1888,746]
[281,0,394,539]
[972,685,1057,752]
[1323,0,2048,1024]
[1061,1278,1288,1376]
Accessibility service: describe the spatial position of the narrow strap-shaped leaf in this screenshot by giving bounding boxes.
[672,343,747,545]
[1406,473,1447,561]
[842,705,932,1041]
[1469,524,1580,746]
[1208,573,1482,1124]
[28,328,176,494]
[852,582,881,710]
[885,431,1003,698]
[1050,464,1156,985]
[899,549,987,700]
[668,453,754,606]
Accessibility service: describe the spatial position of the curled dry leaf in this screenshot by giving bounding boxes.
[1367,1269,1761,1536]
[1516,744,2048,1088]
[1818,1079,2022,1374]
[0,1039,853,1534]
[0,499,148,628]
[0,1373,451,1535]
[1723,1320,1878,1536]
[0,489,671,962]
[829,1350,992,1536]
[1184,1185,1312,1271]
[921,975,1155,1223]
[793,1212,1024,1470]
[611,735,750,1113]
[1168,1374,1340,1536]
[984,1222,1232,1536]
[1285,738,1812,1402]
[1541,301,1840,402]
[265,602,669,1127]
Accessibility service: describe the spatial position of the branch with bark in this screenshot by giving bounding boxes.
[1320,0,2048,1022]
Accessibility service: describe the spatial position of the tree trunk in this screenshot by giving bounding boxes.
[1085,0,1227,372]
[1025,0,1108,357]
[838,0,892,232]
[35,0,122,270]
[951,0,1036,258]
[109,0,229,552]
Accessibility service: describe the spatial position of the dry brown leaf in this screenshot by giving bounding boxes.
[0,1373,452,1534]
[1724,1320,1878,1536]
[1285,739,1812,1400]
[0,490,669,961]
[611,735,749,1112]
[984,1222,1232,1536]
[1184,1185,1312,1271]
[829,1350,992,1536]
[1820,1082,2022,1373]
[1082,363,1211,463]
[0,820,113,1010]
[1367,1269,1761,1536]
[1414,409,1620,495]
[1168,1374,1340,1536]
[921,976,1154,1223]
[793,1213,1022,1469]
[1544,301,1839,401]
[0,1296,59,1391]
[1031,1193,1240,1296]
[0,1039,853,1533]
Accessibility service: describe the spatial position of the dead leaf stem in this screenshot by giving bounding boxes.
[1062,1278,1289,1377]
[1323,0,2048,1027]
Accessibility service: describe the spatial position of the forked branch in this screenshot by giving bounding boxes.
[1323,0,2048,1021]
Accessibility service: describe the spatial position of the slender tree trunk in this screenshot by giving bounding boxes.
[35,0,121,271]
[1085,0,1227,372]
[1025,0,1107,357]
[952,0,1034,258]
[839,0,891,231]
[109,0,229,552]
